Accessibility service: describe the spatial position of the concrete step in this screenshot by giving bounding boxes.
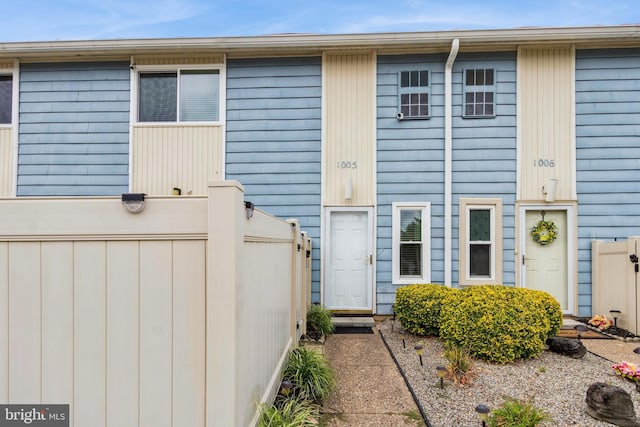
[332,316,376,328]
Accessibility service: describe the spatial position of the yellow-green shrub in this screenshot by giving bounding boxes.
[395,284,456,336]
[439,285,556,363]
[519,288,563,338]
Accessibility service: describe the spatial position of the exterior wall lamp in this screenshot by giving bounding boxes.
[245,201,255,219]
[121,193,146,213]
[542,178,558,202]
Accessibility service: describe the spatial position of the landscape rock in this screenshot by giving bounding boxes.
[586,382,639,427]
[546,336,587,358]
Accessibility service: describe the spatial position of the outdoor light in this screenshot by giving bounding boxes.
[610,310,621,328]
[279,380,293,397]
[475,404,490,426]
[121,193,146,214]
[574,324,588,342]
[436,365,446,389]
[399,329,406,349]
[633,347,640,356]
[245,201,255,219]
[172,187,182,196]
[414,343,424,366]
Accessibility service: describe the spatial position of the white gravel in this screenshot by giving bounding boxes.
[377,319,640,427]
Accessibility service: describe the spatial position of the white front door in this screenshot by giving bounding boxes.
[324,209,373,311]
[520,206,574,314]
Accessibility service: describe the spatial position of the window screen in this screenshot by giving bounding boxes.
[469,208,492,278]
[463,69,495,118]
[139,73,177,122]
[0,76,12,124]
[399,70,430,118]
[399,209,423,277]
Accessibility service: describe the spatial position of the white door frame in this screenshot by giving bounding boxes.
[321,207,375,312]
[518,203,576,315]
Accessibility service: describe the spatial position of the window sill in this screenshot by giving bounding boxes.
[133,121,223,127]
[460,278,500,286]
[393,278,430,286]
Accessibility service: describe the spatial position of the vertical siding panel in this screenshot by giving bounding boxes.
[8,242,41,402]
[131,125,223,195]
[74,241,106,427]
[0,243,8,402]
[0,129,13,197]
[106,241,139,427]
[41,242,74,407]
[172,241,205,427]
[323,53,376,206]
[139,241,172,427]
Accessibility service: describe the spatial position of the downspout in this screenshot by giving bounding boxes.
[444,39,459,287]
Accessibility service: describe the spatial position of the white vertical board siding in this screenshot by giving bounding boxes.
[0,128,13,197]
[8,242,41,403]
[323,52,376,206]
[518,46,576,201]
[132,125,224,196]
[106,241,139,427]
[0,243,7,402]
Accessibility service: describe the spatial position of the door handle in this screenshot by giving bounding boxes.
[522,254,526,265]
[369,254,373,265]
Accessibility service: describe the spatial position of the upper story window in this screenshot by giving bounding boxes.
[398,70,430,119]
[392,202,431,284]
[0,75,12,124]
[138,69,220,123]
[463,69,495,118]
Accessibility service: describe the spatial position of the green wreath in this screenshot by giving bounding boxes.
[531,220,557,245]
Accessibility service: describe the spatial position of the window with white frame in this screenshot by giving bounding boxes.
[0,75,12,124]
[392,202,430,284]
[459,198,503,285]
[137,69,220,123]
[463,68,495,118]
[398,70,430,119]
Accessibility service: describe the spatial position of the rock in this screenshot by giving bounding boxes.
[586,382,639,427]
[546,337,587,358]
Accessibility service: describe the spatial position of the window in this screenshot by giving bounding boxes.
[0,75,12,124]
[463,69,495,118]
[398,70,430,119]
[392,202,430,284]
[138,69,220,122]
[459,198,503,285]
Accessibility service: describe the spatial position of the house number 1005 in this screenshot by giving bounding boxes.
[336,161,357,169]
[533,159,555,167]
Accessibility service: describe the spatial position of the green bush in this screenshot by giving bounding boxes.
[488,397,550,427]
[395,284,456,336]
[283,347,335,402]
[258,397,319,427]
[306,304,334,341]
[519,288,563,338]
[439,285,554,363]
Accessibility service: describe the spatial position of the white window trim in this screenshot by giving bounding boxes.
[459,198,503,286]
[462,68,496,119]
[397,69,431,119]
[392,202,431,285]
[131,63,225,126]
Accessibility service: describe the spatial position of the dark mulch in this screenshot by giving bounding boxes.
[333,326,373,334]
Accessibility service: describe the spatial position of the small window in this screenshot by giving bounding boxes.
[398,70,430,119]
[0,75,12,124]
[463,69,495,118]
[138,69,220,123]
[458,198,503,286]
[392,202,430,284]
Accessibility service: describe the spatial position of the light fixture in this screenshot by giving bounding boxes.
[279,380,293,397]
[475,404,490,426]
[173,187,182,196]
[574,324,588,342]
[121,193,146,214]
[245,201,255,219]
[610,310,621,329]
[414,343,424,366]
[344,177,353,201]
[436,366,446,389]
[399,329,406,349]
[542,178,558,203]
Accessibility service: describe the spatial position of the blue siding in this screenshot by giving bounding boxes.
[452,52,518,287]
[225,57,322,301]
[17,62,130,196]
[576,48,640,316]
[376,53,517,314]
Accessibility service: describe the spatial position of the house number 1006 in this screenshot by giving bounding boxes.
[533,159,555,167]
[336,161,357,169]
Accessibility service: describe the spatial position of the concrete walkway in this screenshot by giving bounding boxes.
[319,327,425,426]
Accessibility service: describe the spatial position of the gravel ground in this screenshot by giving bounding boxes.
[377,319,640,427]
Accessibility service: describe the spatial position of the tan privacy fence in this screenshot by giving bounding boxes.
[0,181,311,427]
[592,237,640,334]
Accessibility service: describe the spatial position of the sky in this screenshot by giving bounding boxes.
[1,0,639,42]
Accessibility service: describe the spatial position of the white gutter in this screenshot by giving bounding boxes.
[444,38,459,287]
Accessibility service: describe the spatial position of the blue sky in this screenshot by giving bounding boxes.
[3,0,640,42]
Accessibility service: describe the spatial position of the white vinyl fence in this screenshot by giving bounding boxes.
[0,181,311,427]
